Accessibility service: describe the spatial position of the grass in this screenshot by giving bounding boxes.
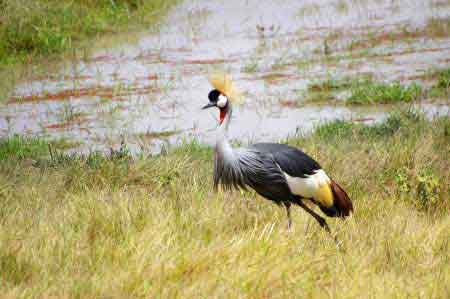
[303,71,448,105]
[57,102,86,123]
[0,0,178,99]
[297,3,321,18]
[0,110,449,298]
[314,109,422,141]
[305,75,362,103]
[435,68,450,89]
[429,68,450,98]
[0,0,176,64]
[302,75,366,104]
[137,129,181,141]
[347,17,450,52]
[347,29,418,52]
[242,59,259,73]
[425,17,450,38]
[0,135,75,161]
[308,76,354,93]
[0,136,50,161]
[346,80,423,104]
[333,0,349,14]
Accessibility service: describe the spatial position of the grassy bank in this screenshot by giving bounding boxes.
[346,81,422,104]
[1,110,449,298]
[0,0,176,64]
[0,0,178,98]
[304,68,450,105]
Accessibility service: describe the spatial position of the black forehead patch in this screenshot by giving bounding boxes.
[208,89,221,102]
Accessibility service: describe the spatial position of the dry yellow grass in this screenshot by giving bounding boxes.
[0,111,449,298]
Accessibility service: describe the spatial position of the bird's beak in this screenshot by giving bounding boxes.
[202,102,216,110]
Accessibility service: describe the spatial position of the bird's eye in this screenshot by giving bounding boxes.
[217,94,228,108]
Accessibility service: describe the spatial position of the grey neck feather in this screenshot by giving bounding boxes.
[213,103,285,192]
[217,104,232,139]
[214,104,243,189]
[215,104,234,168]
[212,102,288,196]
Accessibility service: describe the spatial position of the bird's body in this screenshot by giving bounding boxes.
[203,77,353,231]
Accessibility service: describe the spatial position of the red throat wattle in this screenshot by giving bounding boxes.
[219,109,227,124]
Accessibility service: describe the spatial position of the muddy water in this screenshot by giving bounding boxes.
[1,0,449,154]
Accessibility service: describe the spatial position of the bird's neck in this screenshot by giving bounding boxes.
[216,104,234,156]
[217,104,232,140]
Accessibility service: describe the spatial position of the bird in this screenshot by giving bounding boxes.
[202,72,353,232]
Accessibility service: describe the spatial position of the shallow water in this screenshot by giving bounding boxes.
[1,0,449,154]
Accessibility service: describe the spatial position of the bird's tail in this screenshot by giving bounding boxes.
[319,180,353,218]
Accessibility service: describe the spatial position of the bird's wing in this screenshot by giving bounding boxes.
[250,143,322,178]
[221,147,292,203]
[249,143,354,217]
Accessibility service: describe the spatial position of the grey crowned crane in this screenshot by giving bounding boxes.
[202,73,353,232]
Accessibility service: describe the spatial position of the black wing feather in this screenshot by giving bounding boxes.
[241,152,293,204]
[250,143,321,178]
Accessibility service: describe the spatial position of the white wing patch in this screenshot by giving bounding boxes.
[283,169,331,199]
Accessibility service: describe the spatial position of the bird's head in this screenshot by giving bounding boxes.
[202,89,229,124]
[202,72,242,125]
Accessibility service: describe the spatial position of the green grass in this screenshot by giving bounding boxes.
[429,68,450,98]
[425,17,450,38]
[303,72,447,105]
[0,111,449,298]
[0,136,49,161]
[305,69,448,105]
[304,75,373,103]
[308,76,353,93]
[314,109,423,141]
[57,102,86,123]
[0,0,178,99]
[305,76,361,103]
[435,68,450,89]
[241,59,259,73]
[0,0,177,64]
[346,17,450,52]
[346,80,423,104]
[0,135,76,161]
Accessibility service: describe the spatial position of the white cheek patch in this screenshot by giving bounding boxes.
[217,94,228,108]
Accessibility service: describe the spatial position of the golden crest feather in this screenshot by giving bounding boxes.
[208,72,244,104]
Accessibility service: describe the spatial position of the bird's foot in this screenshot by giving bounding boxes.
[317,217,331,234]
[286,221,294,234]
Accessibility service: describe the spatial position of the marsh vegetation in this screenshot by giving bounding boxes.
[0,111,449,298]
[0,0,177,65]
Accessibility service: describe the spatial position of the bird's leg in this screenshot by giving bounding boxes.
[294,200,342,247]
[296,201,331,233]
[283,202,292,231]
